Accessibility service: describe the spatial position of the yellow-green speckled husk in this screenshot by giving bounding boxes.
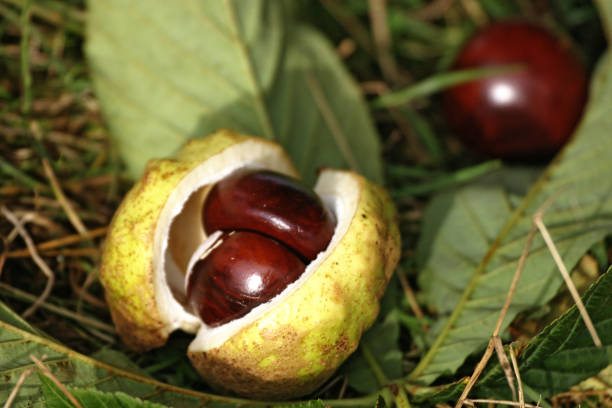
[187,170,400,400]
[100,130,292,350]
[101,130,401,400]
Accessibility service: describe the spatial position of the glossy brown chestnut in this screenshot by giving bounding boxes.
[203,169,335,260]
[186,231,306,327]
[442,20,588,159]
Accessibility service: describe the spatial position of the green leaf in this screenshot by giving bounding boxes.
[86,0,283,178]
[90,348,151,378]
[41,374,75,408]
[342,311,402,393]
[266,24,383,185]
[477,269,612,400]
[411,24,612,383]
[86,0,383,185]
[0,300,257,407]
[0,297,38,335]
[40,373,168,408]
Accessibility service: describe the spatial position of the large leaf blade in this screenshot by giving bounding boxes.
[411,2,612,384]
[411,270,612,405]
[0,303,258,407]
[86,0,283,178]
[86,1,383,185]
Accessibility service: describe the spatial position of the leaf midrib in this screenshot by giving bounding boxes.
[224,0,276,141]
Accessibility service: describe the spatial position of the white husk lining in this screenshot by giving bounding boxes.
[153,140,358,352]
[188,172,357,352]
[153,140,295,337]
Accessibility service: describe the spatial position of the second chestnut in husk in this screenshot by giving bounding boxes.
[187,169,336,327]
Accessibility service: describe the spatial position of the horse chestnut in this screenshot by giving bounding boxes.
[187,231,306,327]
[190,169,335,326]
[442,20,588,159]
[203,169,335,261]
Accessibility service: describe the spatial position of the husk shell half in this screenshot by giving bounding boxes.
[100,130,296,350]
[187,169,400,399]
[100,130,400,400]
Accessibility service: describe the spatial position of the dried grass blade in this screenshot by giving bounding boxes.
[1,206,55,318]
[534,216,602,347]
[493,335,517,402]
[509,345,525,408]
[30,354,83,408]
[454,221,538,408]
[41,157,88,236]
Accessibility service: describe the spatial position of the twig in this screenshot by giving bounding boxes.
[533,214,602,347]
[456,190,604,407]
[30,354,83,408]
[509,345,525,408]
[5,212,36,243]
[5,210,64,235]
[1,206,55,318]
[44,157,87,235]
[494,219,539,336]
[493,335,516,402]
[454,220,538,408]
[37,124,88,236]
[456,337,497,408]
[3,368,35,408]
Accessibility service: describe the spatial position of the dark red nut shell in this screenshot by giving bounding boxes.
[442,20,588,159]
[186,231,306,327]
[203,169,335,260]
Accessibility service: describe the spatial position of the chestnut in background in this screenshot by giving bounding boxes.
[442,20,588,160]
